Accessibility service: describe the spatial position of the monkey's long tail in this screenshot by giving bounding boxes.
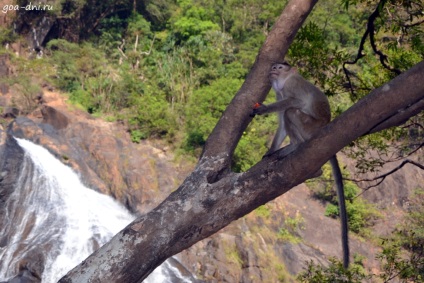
[330,155,350,269]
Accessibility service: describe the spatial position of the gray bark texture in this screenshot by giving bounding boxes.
[59,0,424,281]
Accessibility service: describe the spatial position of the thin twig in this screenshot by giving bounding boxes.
[140,34,156,55]
[345,159,424,198]
[117,40,127,59]
[343,0,402,96]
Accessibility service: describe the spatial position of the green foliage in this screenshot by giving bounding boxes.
[8,75,42,114]
[130,129,147,143]
[225,0,287,42]
[232,127,268,172]
[277,212,305,243]
[325,194,380,235]
[377,189,424,282]
[297,258,369,283]
[96,15,126,52]
[172,0,220,40]
[128,92,177,141]
[405,189,424,244]
[184,78,241,151]
[140,0,175,28]
[254,205,271,219]
[127,13,152,38]
[0,26,17,45]
[46,39,104,92]
[301,190,424,281]
[288,22,350,97]
[46,39,142,113]
[309,163,380,235]
[310,1,363,48]
[378,234,424,282]
[224,244,243,267]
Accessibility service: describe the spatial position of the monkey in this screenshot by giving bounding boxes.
[251,62,350,269]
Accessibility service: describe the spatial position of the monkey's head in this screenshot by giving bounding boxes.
[269,62,293,79]
[269,62,295,90]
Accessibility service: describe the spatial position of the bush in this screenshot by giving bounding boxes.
[297,258,369,283]
[184,78,241,151]
[310,164,380,235]
[9,75,42,114]
[128,93,177,141]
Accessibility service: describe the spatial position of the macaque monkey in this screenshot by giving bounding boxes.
[252,62,349,268]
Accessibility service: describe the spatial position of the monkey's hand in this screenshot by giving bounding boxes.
[251,103,267,116]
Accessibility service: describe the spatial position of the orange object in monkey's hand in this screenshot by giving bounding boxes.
[253,102,262,109]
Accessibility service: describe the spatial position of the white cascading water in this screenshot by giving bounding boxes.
[0,138,193,283]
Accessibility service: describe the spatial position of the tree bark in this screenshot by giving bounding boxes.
[59,0,424,281]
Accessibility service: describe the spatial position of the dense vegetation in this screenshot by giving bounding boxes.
[1,0,422,169]
[0,0,422,281]
[298,188,424,282]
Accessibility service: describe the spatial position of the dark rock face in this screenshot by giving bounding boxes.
[0,134,44,282]
[13,1,61,50]
[2,269,40,283]
[41,106,69,130]
[12,1,133,50]
[0,134,25,213]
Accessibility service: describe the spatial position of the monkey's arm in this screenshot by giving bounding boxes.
[251,97,304,115]
[265,112,287,156]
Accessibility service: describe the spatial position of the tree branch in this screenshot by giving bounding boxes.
[343,0,402,96]
[367,97,424,134]
[140,34,156,55]
[346,159,424,198]
[367,1,401,75]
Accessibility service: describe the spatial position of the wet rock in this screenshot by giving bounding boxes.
[0,136,25,209]
[2,269,40,283]
[0,136,41,280]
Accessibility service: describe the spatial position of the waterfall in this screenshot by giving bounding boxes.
[0,138,195,283]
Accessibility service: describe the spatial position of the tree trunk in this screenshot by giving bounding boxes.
[59,0,424,281]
